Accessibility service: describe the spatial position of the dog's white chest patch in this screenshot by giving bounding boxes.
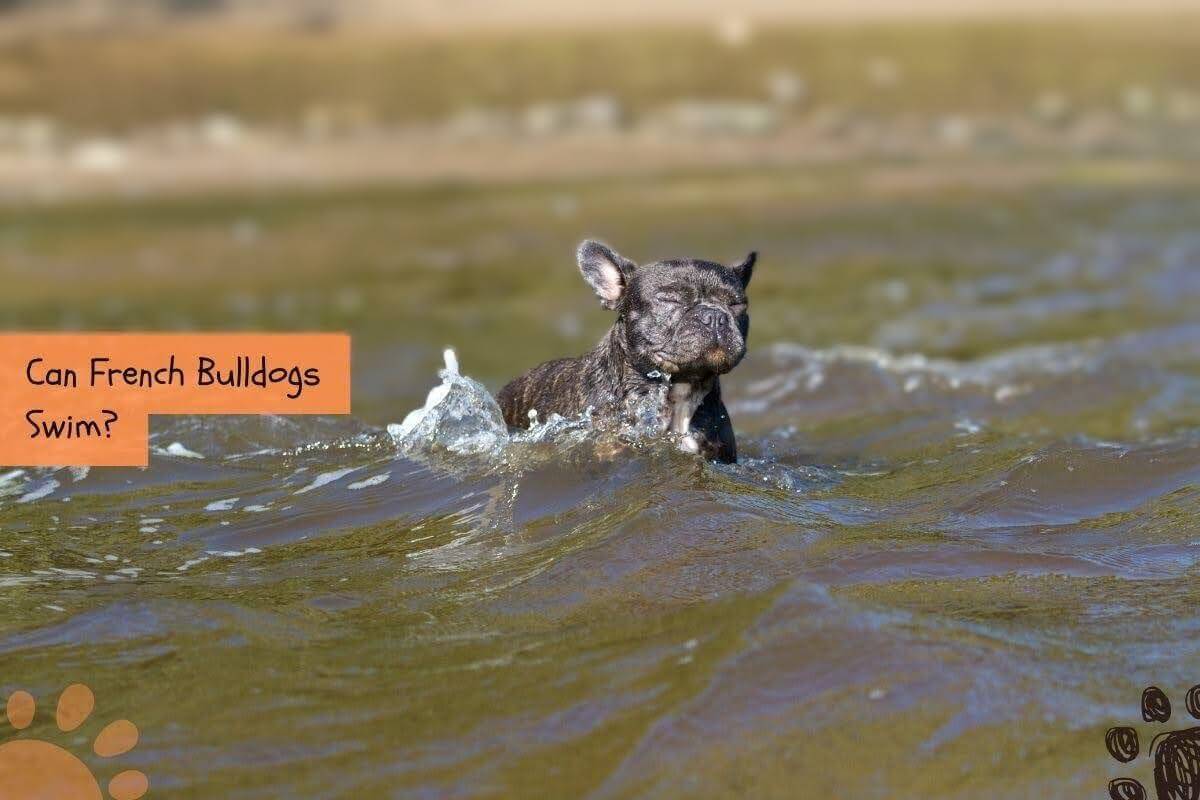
[666,380,710,454]
[666,382,703,435]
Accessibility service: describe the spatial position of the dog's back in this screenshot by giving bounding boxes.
[497,356,592,427]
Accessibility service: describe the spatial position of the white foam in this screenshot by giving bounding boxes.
[0,577,37,588]
[163,442,205,459]
[0,469,25,486]
[204,497,239,512]
[206,547,263,558]
[295,467,358,495]
[17,479,59,504]
[348,473,391,490]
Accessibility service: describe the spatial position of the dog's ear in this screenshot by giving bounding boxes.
[578,240,636,309]
[730,251,756,289]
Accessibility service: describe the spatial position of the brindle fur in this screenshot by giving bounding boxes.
[497,240,754,464]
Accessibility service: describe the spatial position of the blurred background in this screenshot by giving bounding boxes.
[5,3,1200,798]
[4,0,1200,418]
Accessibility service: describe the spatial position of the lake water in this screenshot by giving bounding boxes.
[2,165,1200,797]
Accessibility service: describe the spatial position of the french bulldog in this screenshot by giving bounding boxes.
[497,240,755,463]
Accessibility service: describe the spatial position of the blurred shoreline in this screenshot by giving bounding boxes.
[5,0,1200,35]
[5,126,1200,205]
[3,15,1200,202]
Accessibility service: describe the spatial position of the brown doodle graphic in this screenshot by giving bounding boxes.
[1106,686,1200,800]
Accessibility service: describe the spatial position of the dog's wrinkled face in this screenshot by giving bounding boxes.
[578,240,754,380]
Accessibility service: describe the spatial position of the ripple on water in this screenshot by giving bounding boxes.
[0,331,1198,797]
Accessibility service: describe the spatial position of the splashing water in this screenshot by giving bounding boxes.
[389,348,690,464]
[2,327,1199,798]
[5,189,1200,798]
[388,348,508,455]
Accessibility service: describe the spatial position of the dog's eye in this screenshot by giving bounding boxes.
[655,293,683,306]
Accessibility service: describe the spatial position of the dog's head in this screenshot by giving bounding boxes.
[578,239,755,380]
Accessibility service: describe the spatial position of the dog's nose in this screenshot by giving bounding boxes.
[695,305,727,331]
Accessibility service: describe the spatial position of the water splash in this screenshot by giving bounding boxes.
[388,348,508,456]
[388,348,697,465]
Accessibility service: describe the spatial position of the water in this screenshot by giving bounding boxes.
[3,172,1200,797]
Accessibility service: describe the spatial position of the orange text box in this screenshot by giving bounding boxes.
[0,333,351,467]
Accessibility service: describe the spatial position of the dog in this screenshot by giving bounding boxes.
[497,240,755,463]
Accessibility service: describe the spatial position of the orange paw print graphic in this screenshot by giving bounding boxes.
[0,683,148,800]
